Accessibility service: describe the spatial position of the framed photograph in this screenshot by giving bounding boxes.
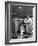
[5,1,37,45]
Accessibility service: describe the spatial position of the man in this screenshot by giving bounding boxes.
[24,16,33,38]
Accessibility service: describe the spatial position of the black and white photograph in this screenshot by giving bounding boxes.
[5,1,37,44]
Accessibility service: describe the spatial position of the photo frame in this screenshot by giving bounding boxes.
[5,1,37,45]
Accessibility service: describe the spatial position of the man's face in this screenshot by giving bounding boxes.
[24,18,27,23]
